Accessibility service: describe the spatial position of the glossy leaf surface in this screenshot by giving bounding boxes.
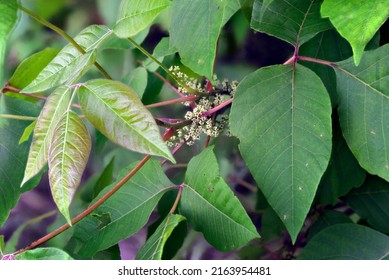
[344,176,389,233]
[68,160,175,257]
[302,224,389,260]
[8,48,60,90]
[180,147,259,252]
[170,0,239,80]
[335,45,389,181]
[114,0,171,38]
[321,0,389,65]
[78,79,174,162]
[22,25,112,93]
[48,111,91,224]
[136,214,185,260]
[251,0,331,46]
[230,64,332,242]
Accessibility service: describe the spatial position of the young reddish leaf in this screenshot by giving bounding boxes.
[78,79,175,162]
[21,87,72,187]
[48,111,91,224]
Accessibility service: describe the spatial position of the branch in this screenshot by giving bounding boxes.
[297,56,337,67]
[0,114,36,121]
[145,96,199,109]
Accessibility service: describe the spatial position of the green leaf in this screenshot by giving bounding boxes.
[48,110,91,224]
[301,224,389,260]
[68,160,175,258]
[0,235,4,253]
[78,79,174,162]
[22,25,113,93]
[21,87,73,187]
[307,210,352,240]
[0,95,40,226]
[114,0,171,38]
[180,146,259,252]
[344,176,389,233]
[136,214,185,260]
[170,0,239,80]
[8,48,60,90]
[122,67,148,99]
[15,248,73,260]
[299,29,353,106]
[250,0,331,46]
[316,117,366,205]
[239,0,254,21]
[93,157,115,197]
[18,119,37,144]
[0,0,18,82]
[321,0,389,65]
[335,45,389,182]
[230,64,332,242]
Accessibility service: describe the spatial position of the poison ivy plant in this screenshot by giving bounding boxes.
[0,0,388,261]
[230,64,332,242]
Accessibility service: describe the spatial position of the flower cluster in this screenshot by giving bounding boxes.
[166,66,237,147]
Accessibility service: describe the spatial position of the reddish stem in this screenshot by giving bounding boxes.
[145,96,198,109]
[150,70,186,98]
[169,184,184,214]
[297,56,337,67]
[162,141,184,165]
[13,129,174,256]
[201,98,233,117]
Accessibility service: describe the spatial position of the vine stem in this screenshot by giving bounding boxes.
[145,96,198,109]
[19,5,112,80]
[0,114,36,121]
[169,184,184,215]
[283,55,337,68]
[13,129,174,256]
[297,56,337,67]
